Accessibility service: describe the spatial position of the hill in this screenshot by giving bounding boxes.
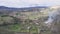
[0,6,47,11]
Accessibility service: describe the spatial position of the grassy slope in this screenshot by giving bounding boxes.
[0,8,51,34]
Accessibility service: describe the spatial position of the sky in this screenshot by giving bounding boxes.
[0,0,60,8]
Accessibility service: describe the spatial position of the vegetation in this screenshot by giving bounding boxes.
[0,7,52,34]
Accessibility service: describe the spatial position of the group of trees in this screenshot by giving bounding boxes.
[0,9,52,34]
[0,14,51,34]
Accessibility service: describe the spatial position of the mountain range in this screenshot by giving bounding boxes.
[0,6,48,11]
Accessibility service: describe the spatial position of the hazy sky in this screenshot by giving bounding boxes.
[0,0,60,8]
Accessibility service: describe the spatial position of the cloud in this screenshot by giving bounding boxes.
[0,0,60,8]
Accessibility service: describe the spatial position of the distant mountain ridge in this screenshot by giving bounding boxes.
[0,6,48,11]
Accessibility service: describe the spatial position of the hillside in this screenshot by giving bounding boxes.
[0,6,51,34]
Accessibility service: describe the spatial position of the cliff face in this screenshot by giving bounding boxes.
[44,6,60,34]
